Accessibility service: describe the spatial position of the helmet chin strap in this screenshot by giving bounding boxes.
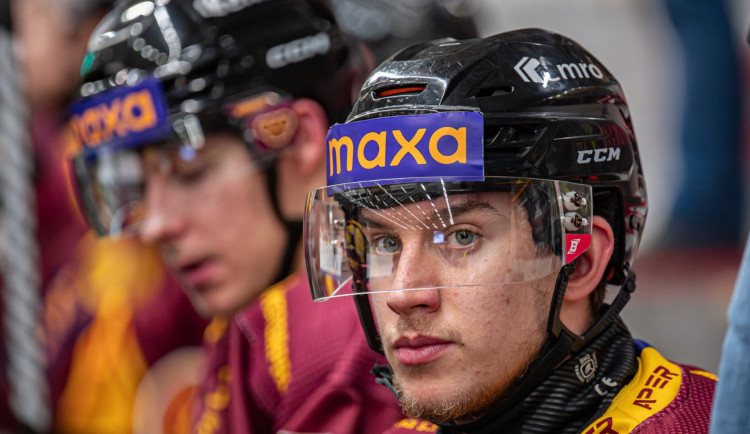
[368,262,637,431]
[437,263,636,431]
[264,163,303,286]
[436,264,581,430]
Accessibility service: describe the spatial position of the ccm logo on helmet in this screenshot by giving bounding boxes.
[577,148,621,164]
[266,32,331,69]
[515,56,604,84]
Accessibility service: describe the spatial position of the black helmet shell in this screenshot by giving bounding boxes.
[346,28,647,285]
[78,0,361,124]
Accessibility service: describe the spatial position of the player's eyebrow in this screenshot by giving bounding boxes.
[362,198,499,231]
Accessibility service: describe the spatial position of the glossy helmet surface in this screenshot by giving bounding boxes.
[349,27,647,290]
[70,0,365,236]
[78,0,359,123]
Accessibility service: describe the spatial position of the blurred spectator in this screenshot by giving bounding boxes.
[711,234,750,433]
[707,19,750,434]
[10,0,208,431]
[659,0,745,248]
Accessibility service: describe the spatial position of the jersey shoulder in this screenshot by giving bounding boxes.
[582,341,716,434]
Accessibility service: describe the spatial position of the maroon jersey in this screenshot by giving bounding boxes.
[193,273,403,433]
[45,237,207,432]
[581,346,716,434]
[383,345,716,434]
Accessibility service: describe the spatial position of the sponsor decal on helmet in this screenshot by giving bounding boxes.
[251,108,299,148]
[69,79,169,149]
[228,92,283,118]
[577,148,621,164]
[326,112,484,186]
[565,234,591,263]
[514,56,604,85]
[193,0,272,18]
[266,32,331,69]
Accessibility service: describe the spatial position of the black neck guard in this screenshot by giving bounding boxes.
[442,317,636,433]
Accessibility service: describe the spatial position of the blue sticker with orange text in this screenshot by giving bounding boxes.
[326,111,484,186]
[69,78,170,151]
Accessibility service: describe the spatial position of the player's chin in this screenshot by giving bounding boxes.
[393,372,495,423]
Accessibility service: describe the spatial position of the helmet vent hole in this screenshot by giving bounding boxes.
[473,85,513,98]
[374,86,426,98]
[484,124,546,159]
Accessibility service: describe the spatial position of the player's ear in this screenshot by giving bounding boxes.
[287,98,328,175]
[564,216,615,302]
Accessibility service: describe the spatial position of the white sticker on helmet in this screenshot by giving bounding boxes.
[193,0,272,18]
[266,32,331,69]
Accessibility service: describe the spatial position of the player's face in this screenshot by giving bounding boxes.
[138,132,285,316]
[366,192,555,422]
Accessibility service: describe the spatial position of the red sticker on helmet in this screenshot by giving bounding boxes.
[565,234,591,263]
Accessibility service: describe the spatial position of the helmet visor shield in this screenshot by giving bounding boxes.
[73,146,148,236]
[73,141,217,237]
[69,75,294,237]
[305,177,592,300]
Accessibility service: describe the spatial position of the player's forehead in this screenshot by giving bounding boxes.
[359,191,519,228]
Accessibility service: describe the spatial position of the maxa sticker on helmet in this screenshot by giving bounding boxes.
[69,78,170,150]
[326,111,484,186]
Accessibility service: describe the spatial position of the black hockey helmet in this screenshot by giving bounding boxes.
[304,27,647,402]
[346,27,647,289]
[69,0,366,237]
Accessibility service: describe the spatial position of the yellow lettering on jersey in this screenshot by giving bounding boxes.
[581,347,682,434]
[261,281,291,393]
[393,418,438,432]
[196,366,231,434]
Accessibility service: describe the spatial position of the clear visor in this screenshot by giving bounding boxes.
[73,142,191,237]
[70,85,294,237]
[71,98,220,237]
[305,177,593,300]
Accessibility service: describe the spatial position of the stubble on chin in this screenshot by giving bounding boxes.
[391,334,546,423]
[381,318,490,423]
[384,300,549,423]
[392,371,499,423]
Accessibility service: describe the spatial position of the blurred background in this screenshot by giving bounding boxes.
[0,0,748,431]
